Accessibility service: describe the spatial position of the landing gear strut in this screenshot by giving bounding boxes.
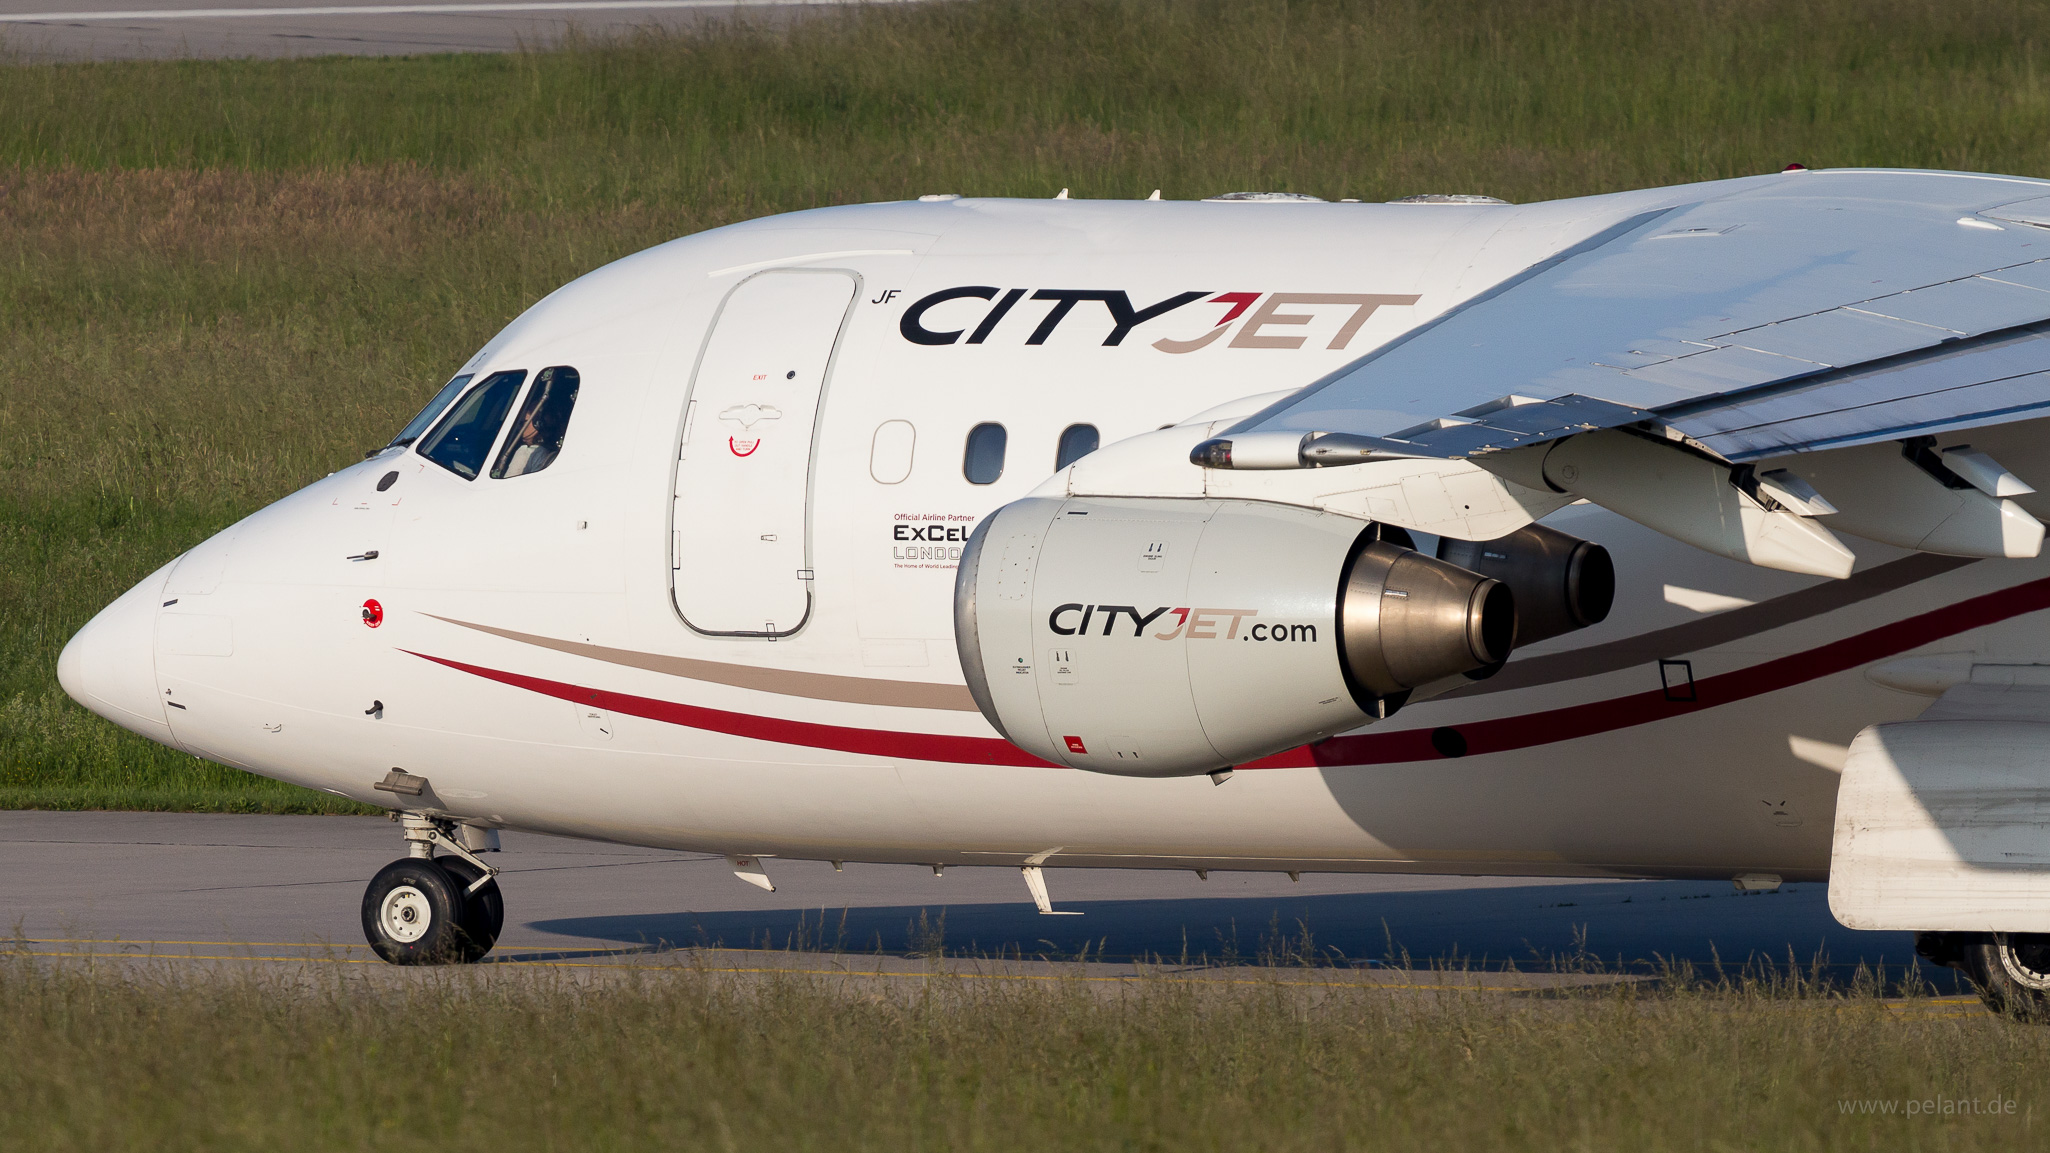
[1918,931,2050,1022]
[361,814,503,965]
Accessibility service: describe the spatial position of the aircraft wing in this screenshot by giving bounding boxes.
[1230,169,2050,462]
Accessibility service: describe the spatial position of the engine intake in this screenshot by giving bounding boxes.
[954,497,1514,777]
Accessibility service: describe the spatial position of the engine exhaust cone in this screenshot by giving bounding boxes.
[1437,523,1614,646]
[1338,540,1515,699]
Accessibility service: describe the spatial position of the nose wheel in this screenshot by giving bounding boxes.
[363,858,472,964]
[438,856,506,951]
[361,815,504,965]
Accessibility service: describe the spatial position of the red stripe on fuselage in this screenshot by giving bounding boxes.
[1244,572,2050,768]
[405,651,1053,767]
[410,573,2050,769]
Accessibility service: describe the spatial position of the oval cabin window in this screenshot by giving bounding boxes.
[870,420,916,484]
[963,423,1007,485]
[1055,423,1099,470]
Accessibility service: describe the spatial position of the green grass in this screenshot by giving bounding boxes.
[0,956,2042,1151]
[11,0,2050,807]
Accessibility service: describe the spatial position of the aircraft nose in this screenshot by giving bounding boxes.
[58,560,176,745]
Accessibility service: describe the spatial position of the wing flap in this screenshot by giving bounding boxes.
[1852,274,2050,336]
[1982,260,2050,291]
[1668,321,2050,459]
[1719,308,1947,367]
[1614,344,1824,394]
[1982,195,2050,228]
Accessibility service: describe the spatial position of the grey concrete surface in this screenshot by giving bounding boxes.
[0,0,895,61]
[0,811,1930,979]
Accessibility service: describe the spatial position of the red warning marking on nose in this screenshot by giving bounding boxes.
[361,599,384,628]
[729,436,760,457]
[1063,735,1087,754]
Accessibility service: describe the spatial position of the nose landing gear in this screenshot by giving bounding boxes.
[361,814,504,965]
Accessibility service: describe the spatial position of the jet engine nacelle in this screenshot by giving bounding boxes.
[1436,522,1614,647]
[953,497,1514,777]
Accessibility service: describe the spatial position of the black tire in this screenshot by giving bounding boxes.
[437,856,505,961]
[1915,930,1968,971]
[1961,933,2050,1023]
[361,857,471,966]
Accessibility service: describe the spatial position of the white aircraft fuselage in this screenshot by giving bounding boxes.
[60,174,2050,894]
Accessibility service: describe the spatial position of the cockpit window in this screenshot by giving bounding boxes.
[490,366,580,479]
[389,374,474,449]
[417,370,525,480]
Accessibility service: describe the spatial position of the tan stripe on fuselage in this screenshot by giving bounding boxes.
[1453,552,1975,698]
[429,554,1966,714]
[425,615,981,712]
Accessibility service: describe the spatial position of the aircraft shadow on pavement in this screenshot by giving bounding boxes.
[529,880,1929,974]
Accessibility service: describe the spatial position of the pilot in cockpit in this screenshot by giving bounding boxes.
[494,366,580,479]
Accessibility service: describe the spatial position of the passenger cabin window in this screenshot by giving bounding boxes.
[963,423,1007,484]
[389,374,473,448]
[491,366,581,479]
[417,370,525,480]
[1055,423,1099,470]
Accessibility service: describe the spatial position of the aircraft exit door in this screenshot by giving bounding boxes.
[671,268,858,636]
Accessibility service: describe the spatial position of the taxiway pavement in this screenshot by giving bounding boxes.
[2,811,1926,978]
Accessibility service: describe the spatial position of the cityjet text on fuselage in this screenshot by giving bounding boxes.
[899,288,1420,352]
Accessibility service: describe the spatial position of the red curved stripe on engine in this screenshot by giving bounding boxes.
[406,651,1053,767]
[411,573,2050,769]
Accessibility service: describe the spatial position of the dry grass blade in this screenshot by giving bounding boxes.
[0,950,2041,1151]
